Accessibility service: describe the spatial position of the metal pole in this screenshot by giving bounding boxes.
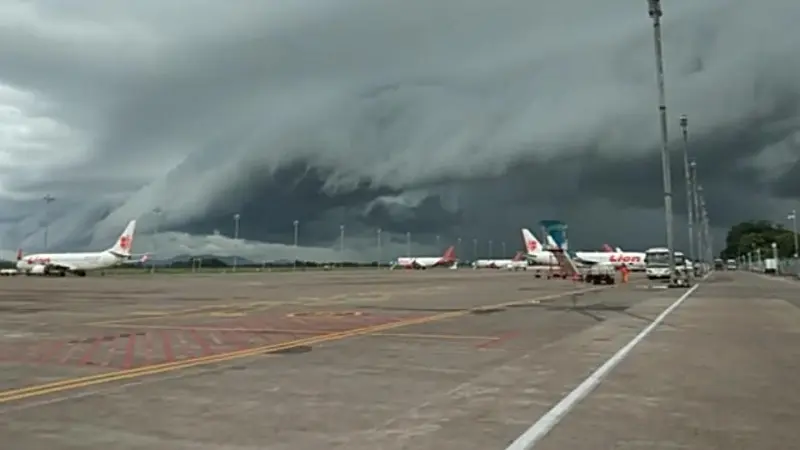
[43,194,55,250]
[680,115,695,264]
[377,228,382,269]
[232,213,240,272]
[293,220,299,271]
[151,207,161,274]
[473,239,478,260]
[340,225,345,265]
[790,210,798,258]
[647,0,676,279]
[436,235,440,251]
[457,237,462,262]
[502,241,507,258]
[405,231,411,257]
[691,163,702,264]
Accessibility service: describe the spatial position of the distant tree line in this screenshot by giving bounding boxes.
[126,257,392,269]
[720,220,798,260]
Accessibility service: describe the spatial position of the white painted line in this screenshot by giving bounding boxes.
[504,281,703,450]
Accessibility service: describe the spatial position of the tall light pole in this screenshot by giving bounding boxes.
[339,225,345,265]
[43,194,55,250]
[502,241,507,258]
[488,240,493,258]
[680,114,695,264]
[457,237,462,261]
[473,239,478,260]
[232,213,240,272]
[690,162,702,262]
[293,220,299,271]
[436,235,441,251]
[647,0,676,280]
[789,210,798,258]
[151,207,162,274]
[405,231,411,257]
[377,228,382,269]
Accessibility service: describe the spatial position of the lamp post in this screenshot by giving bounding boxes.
[43,194,55,250]
[232,213,240,272]
[151,207,162,274]
[377,228,382,269]
[339,225,345,266]
[789,210,798,258]
[293,220,299,271]
[646,0,676,281]
[680,114,695,264]
[473,239,478,260]
[405,231,411,258]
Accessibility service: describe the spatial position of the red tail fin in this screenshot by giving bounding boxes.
[442,245,456,261]
[16,249,22,261]
[602,244,614,252]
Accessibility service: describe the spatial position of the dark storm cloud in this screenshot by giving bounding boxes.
[0,0,799,259]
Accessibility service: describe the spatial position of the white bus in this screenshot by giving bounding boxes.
[644,247,687,280]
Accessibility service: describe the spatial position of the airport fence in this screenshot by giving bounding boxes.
[779,259,800,279]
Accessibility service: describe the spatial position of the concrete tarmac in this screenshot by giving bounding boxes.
[0,270,795,449]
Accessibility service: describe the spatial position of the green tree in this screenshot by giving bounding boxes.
[721,221,797,259]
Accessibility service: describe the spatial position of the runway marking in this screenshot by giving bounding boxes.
[372,333,495,340]
[504,280,704,450]
[0,286,605,406]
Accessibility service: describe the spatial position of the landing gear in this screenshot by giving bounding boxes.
[58,271,67,277]
[73,270,86,277]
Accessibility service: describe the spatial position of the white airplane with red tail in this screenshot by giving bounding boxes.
[521,229,559,266]
[574,247,646,271]
[16,220,143,277]
[394,245,456,270]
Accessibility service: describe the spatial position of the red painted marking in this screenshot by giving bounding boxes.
[122,333,137,369]
[476,331,520,349]
[161,330,175,362]
[80,335,104,365]
[190,330,213,356]
[37,340,66,362]
[144,332,153,364]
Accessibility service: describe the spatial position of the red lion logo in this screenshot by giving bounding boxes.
[118,235,131,250]
[526,239,538,252]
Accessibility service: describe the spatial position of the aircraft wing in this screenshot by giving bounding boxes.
[45,262,78,272]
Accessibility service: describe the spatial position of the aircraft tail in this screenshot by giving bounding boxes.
[108,220,137,257]
[602,244,614,252]
[441,245,456,261]
[615,247,623,252]
[521,228,543,254]
[545,235,559,250]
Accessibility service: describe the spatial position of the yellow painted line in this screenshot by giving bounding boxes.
[0,286,605,405]
[373,333,494,340]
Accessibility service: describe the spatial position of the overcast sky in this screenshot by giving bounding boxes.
[0,0,798,261]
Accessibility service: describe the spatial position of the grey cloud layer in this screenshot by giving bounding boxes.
[0,0,798,259]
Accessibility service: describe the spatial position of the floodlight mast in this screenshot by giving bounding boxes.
[647,0,676,280]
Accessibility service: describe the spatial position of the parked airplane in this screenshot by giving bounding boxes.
[17,220,139,277]
[574,247,646,271]
[521,229,560,266]
[394,246,456,270]
[472,251,527,270]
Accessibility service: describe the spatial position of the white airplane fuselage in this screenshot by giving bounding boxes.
[573,251,646,271]
[17,251,127,275]
[396,256,447,269]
